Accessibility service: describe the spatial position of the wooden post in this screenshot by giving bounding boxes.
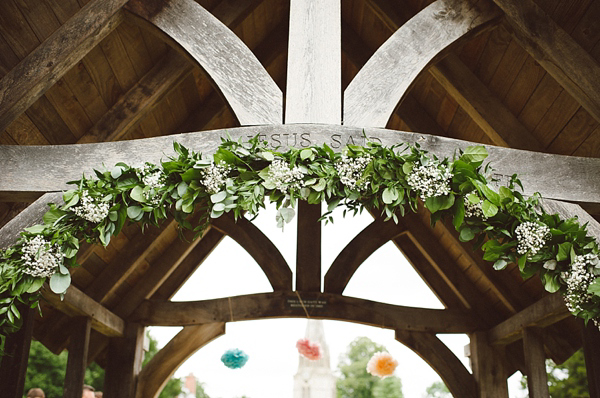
[0,305,34,398]
[104,323,145,398]
[523,327,549,398]
[63,317,92,398]
[470,331,509,398]
[583,323,600,398]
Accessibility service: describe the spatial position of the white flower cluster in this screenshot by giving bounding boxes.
[335,154,372,190]
[268,159,305,194]
[21,235,63,278]
[406,161,453,200]
[72,191,110,223]
[563,254,598,315]
[464,195,487,220]
[200,163,231,194]
[515,221,550,258]
[137,164,167,205]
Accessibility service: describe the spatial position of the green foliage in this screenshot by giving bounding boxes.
[336,337,403,398]
[425,381,451,398]
[520,349,589,398]
[1,137,599,346]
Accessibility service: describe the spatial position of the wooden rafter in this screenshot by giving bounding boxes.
[0,0,126,133]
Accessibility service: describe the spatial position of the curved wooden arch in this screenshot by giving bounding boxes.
[395,329,477,398]
[132,291,477,333]
[211,214,292,291]
[124,0,282,126]
[343,0,501,127]
[324,216,406,294]
[135,322,225,398]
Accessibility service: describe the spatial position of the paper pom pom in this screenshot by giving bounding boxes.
[296,338,322,360]
[366,351,398,378]
[221,348,249,369]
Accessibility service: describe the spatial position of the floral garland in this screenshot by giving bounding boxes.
[1,135,599,351]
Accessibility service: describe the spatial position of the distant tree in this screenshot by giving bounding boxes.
[336,337,403,398]
[520,349,588,398]
[425,381,451,398]
[195,381,210,398]
[143,331,184,398]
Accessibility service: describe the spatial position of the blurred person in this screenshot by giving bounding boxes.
[26,388,45,398]
[82,385,95,398]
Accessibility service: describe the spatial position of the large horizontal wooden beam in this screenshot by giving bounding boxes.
[2,124,599,206]
[0,0,125,133]
[131,291,478,333]
[124,0,282,125]
[344,0,501,127]
[493,0,600,124]
[40,284,124,337]
[488,293,570,346]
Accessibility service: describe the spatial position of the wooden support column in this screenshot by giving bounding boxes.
[286,0,341,292]
[523,327,549,398]
[0,305,34,398]
[63,317,92,398]
[583,323,600,398]
[470,331,509,398]
[104,323,145,398]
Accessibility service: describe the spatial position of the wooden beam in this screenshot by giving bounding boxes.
[523,327,550,398]
[104,323,144,398]
[40,284,125,337]
[344,0,501,127]
[211,214,293,291]
[324,216,406,294]
[131,291,478,333]
[0,0,125,133]
[124,0,282,125]
[295,200,322,292]
[494,0,600,124]
[77,51,193,144]
[583,322,600,397]
[488,293,570,346]
[396,329,477,398]
[470,331,509,398]
[63,317,91,398]
[430,54,544,150]
[285,0,341,124]
[135,323,225,398]
[0,305,34,398]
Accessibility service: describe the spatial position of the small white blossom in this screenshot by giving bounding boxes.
[72,191,110,223]
[268,159,305,194]
[563,254,598,315]
[464,194,487,220]
[200,163,232,194]
[406,161,453,200]
[136,164,167,205]
[515,221,550,259]
[21,235,63,278]
[335,154,372,191]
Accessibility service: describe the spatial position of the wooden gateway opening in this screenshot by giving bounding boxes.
[1,0,600,397]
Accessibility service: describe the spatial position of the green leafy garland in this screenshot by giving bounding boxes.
[1,135,599,350]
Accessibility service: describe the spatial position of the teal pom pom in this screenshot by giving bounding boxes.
[221,348,249,369]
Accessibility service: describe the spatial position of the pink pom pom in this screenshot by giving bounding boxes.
[296,338,322,360]
[366,352,398,378]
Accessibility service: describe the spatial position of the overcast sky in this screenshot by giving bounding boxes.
[148,205,524,398]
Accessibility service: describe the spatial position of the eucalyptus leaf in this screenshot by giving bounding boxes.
[588,278,600,296]
[49,272,71,294]
[262,151,275,161]
[111,165,123,179]
[211,191,227,203]
[277,207,295,224]
[130,186,145,203]
[300,148,313,160]
[24,224,45,234]
[382,187,397,204]
[127,206,143,220]
[481,200,498,218]
[493,259,508,270]
[459,227,475,242]
[460,146,488,163]
[26,278,45,293]
[177,181,189,197]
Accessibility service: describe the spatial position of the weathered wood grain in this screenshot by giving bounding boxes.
[131,291,478,333]
[324,216,406,294]
[396,329,477,398]
[344,0,501,127]
[470,331,510,397]
[494,0,600,124]
[40,284,125,337]
[211,213,292,291]
[295,200,322,292]
[104,323,145,398]
[135,323,225,398]
[488,293,570,346]
[124,0,282,126]
[0,0,125,133]
[285,0,341,123]
[0,304,34,398]
[63,317,91,398]
[523,327,550,398]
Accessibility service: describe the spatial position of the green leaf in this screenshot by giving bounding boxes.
[211,191,227,203]
[262,151,275,161]
[543,273,561,293]
[24,224,45,234]
[493,259,508,271]
[63,192,79,208]
[327,198,341,212]
[277,207,295,224]
[402,161,414,175]
[556,242,572,262]
[382,187,397,204]
[518,255,527,272]
[459,227,475,242]
[425,194,455,213]
[49,272,71,294]
[210,208,223,219]
[588,278,600,296]
[181,168,202,182]
[481,200,498,218]
[479,183,501,206]
[26,278,45,293]
[453,197,465,230]
[127,205,143,220]
[213,203,226,212]
[467,193,480,204]
[43,208,67,225]
[130,186,145,202]
[300,148,313,160]
[182,202,194,213]
[460,146,488,163]
[313,179,326,192]
[110,165,123,179]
